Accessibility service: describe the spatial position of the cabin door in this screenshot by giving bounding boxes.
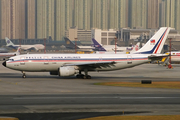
[20,57,25,65]
[44,56,49,65]
[127,55,132,64]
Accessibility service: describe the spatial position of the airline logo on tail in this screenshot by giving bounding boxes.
[150,39,155,45]
[66,40,70,44]
[7,40,11,44]
[135,45,139,51]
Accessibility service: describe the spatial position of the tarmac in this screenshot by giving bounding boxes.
[0,61,180,119]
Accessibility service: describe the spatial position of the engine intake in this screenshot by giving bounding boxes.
[59,66,76,76]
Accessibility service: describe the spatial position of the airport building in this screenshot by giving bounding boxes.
[65,27,91,44]
[91,29,117,45]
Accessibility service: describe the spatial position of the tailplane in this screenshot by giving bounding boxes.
[134,27,171,54]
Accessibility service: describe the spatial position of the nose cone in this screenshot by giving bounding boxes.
[2,61,6,67]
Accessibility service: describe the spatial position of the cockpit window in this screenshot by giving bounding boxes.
[8,59,14,61]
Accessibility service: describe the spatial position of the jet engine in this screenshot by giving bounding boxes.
[58,66,77,76]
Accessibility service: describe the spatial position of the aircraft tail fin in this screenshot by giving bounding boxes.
[64,37,79,49]
[131,42,140,53]
[92,38,106,51]
[5,37,15,46]
[15,47,21,55]
[134,27,171,54]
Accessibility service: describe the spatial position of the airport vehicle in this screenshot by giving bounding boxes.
[2,27,170,79]
[92,38,139,52]
[5,37,45,51]
[64,37,94,51]
[0,47,20,61]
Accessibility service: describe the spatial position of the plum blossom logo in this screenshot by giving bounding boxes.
[7,40,10,44]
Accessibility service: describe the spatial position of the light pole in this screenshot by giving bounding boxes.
[114,37,117,54]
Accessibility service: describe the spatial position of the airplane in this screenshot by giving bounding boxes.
[93,40,140,54]
[0,47,21,61]
[161,51,180,64]
[5,37,45,51]
[0,47,8,53]
[2,27,170,79]
[92,38,138,52]
[64,37,94,51]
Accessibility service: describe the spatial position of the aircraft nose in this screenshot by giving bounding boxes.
[2,61,6,67]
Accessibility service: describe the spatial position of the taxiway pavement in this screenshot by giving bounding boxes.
[0,62,180,119]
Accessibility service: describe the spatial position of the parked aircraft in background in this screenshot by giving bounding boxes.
[92,38,140,52]
[2,27,170,79]
[95,42,140,54]
[161,51,180,65]
[64,37,94,51]
[5,37,45,51]
[0,47,8,53]
[0,47,20,61]
[92,38,140,53]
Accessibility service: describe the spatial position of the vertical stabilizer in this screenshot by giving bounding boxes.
[5,37,15,46]
[64,37,79,49]
[92,38,106,51]
[130,42,140,53]
[134,27,170,54]
[15,47,21,55]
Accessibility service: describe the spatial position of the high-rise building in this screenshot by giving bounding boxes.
[128,0,148,29]
[0,0,25,39]
[147,0,160,29]
[0,0,180,42]
[26,0,35,39]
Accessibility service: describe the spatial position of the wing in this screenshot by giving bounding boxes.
[64,61,116,70]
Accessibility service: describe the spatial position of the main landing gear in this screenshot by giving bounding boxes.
[76,70,91,79]
[22,71,26,78]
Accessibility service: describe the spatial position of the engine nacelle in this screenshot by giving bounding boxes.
[59,66,76,76]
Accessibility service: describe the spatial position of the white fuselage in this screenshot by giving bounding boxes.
[5,53,151,72]
[0,52,17,60]
[102,45,132,52]
[169,52,180,62]
[13,44,45,50]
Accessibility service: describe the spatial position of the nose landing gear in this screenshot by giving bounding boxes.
[22,71,26,78]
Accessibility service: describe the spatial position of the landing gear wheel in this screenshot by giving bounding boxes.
[22,71,26,78]
[83,75,91,79]
[76,74,84,78]
[22,74,26,78]
[87,75,91,79]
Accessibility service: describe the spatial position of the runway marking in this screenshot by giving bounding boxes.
[120,97,180,99]
[13,96,180,100]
